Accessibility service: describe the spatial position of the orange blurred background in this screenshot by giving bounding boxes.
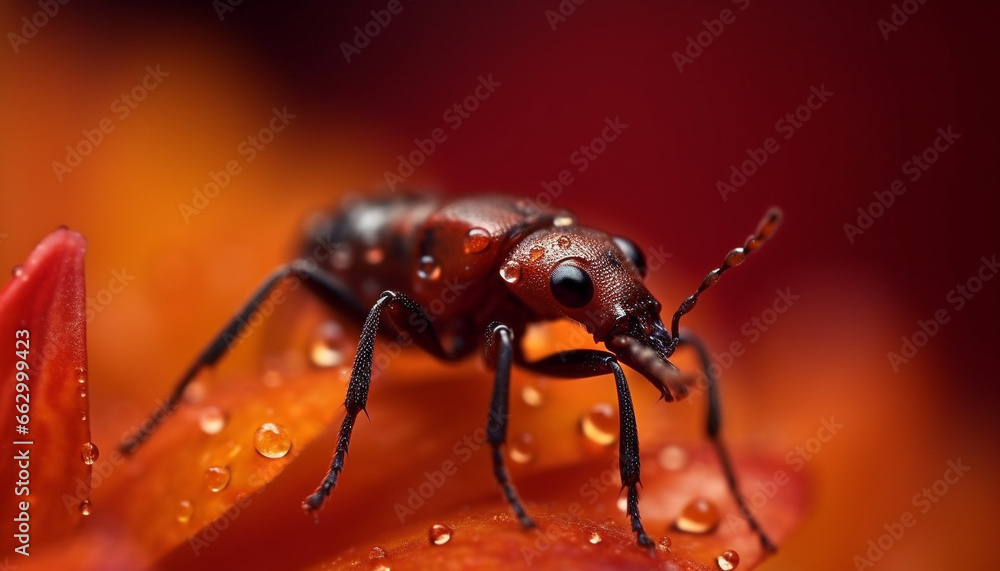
[1,0,998,569]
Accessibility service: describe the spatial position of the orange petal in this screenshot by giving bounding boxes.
[0,228,93,553]
[88,367,345,563]
[305,446,806,570]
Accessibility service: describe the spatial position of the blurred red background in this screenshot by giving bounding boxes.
[1,0,998,569]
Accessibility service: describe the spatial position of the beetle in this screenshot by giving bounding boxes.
[119,193,780,551]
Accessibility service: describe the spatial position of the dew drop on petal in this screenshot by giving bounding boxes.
[80,442,99,465]
[675,497,720,534]
[76,367,87,384]
[184,380,206,404]
[177,500,194,523]
[429,523,453,545]
[78,500,92,516]
[365,247,385,265]
[368,546,387,560]
[204,466,231,492]
[508,433,536,464]
[557,235,572,249]
[588,532,602,545]
[553,211,576,227]
[12,265,24,278]
[579,403,618,446]
[464,227,491,254]
[198,406,227,435]
[500,261,521,284]
[417,255,442,281]
[310,321,345,368]
[657,445,688,471]
[374,565,391,571]
[616,496,628,513]
[717,550,740,570]
[521,385,544,407]
[529,245,545,261]
[254,422,292,459]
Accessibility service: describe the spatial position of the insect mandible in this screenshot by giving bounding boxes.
[119,193,781,551]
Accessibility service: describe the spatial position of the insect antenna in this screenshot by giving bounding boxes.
[669,208,782,342]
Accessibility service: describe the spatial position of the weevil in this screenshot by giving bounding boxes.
[119,193,780,551]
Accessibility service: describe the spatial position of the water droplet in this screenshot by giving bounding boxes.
[254,422,292,459]
[529,245,545,261]
[365,247,385,264]
[657,536,672,552]
[76,367,87,383]
[500,261,521,284]
[374,565,391,571]
[553,211,575,227]
[579,403,618,446]
[464,227,491,254]
[616,496,628,513]
[368,546,387,560]
[658,445,688,471]
[521,385,544,407]
[675,497,720,534]
[508,433,536,464]
[417,255,442,280]
[184,380,206,404]
[717,550,740,570]
[331,245,352,270]
[588,531,602,545]
[204,466,231,492]
[11,265,24,278]
[198,406,227,435]
[310,321,345,368]
[557,235,572,249]
[429,523,453,545]
[79,499,92,516]
[177,500,194,523]
[262,368,282,388]
[80,442,99,465]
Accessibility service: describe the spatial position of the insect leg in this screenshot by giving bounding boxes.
[483,322,536,529]
[118,259,367,456]
[303,290,462,514]
[677,331,776,552]
[518,349,654,550]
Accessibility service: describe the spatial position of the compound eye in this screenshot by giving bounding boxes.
[613,236,647,278]
[549,261,594,308]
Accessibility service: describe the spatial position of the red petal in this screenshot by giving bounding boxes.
[0,229,93,552]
